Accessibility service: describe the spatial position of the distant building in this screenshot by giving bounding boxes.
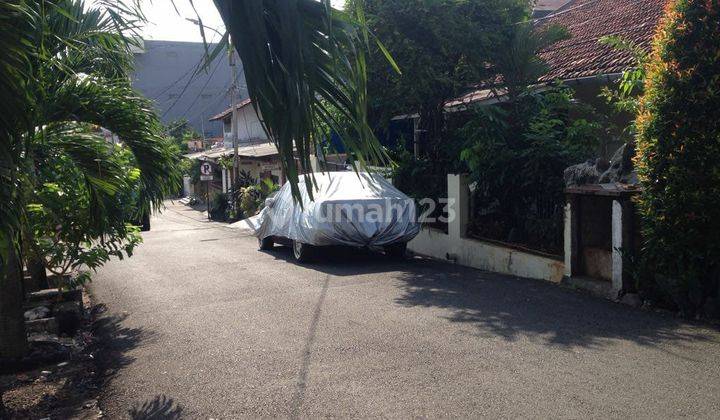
[209,98,267,148]
[131,39,248,138]
[532,0,571,18]
[182,98,283,197]
[187,139,204,152]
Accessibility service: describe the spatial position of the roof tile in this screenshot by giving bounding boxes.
[537,0,666,82]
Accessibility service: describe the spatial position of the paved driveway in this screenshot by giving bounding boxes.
[90,201,720,418]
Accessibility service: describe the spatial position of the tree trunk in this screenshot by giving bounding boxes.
[0,237,28,360]
[27,255,48,291]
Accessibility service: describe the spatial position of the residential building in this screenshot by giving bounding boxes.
[447,0,666,157]
[183,99,283,197]
[209,98,266,148]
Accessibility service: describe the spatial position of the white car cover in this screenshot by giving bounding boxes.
[252,171,420,248]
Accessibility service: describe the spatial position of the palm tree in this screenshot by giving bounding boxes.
[0,0,180,361]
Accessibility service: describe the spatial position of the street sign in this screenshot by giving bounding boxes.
[200,162,214,220]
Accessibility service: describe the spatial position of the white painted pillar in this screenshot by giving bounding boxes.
[611,199,623,294]
[447,174,469,240]
[221,168,228,193]
[310,155,320,173]
[182,175,192,197]
[564,201,573,277]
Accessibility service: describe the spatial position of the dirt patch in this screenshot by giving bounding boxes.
[1,291,104,419]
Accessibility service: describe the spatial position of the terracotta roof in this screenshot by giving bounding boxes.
[537,0,666,82]
[442,0,665,109]
[209,97,253,121]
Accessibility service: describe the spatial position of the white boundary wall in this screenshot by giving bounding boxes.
[407,174,565,283]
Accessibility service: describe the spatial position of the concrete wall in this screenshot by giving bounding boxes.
[132,40,248,138]
[407,174,565,283]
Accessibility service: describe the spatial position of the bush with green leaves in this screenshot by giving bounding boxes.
[459,86,601,253]
[634,0,720,316]
[27,140,146,288]
[210,192,231,221]
[389,144,455,228]
[240,179,280,217]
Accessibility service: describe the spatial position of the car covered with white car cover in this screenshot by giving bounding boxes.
[250,171,420,262]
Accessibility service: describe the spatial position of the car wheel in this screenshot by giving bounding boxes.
[292,240,314,263]
[140,213,151,232]
[385,242,407,259]
[258,236,274,250]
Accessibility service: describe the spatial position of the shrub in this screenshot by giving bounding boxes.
[239,179,280,217]
[27,145,144,287]
[389,146,452,228]
[210,192,230,221]
[634,0,720,316]
[240,186,263,216]
[459,86,601,253]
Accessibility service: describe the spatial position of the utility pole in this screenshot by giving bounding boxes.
[229,37,239,192]
[200,113,206,147]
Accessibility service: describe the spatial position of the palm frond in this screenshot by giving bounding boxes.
[213,0,387,200]
[494,22,570,99]
[0,1,35,239]
[37,122,128,231]
[31,0,142,79]
[43,75,181,213]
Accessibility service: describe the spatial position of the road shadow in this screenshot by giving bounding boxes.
[266,246,719,351]
[128,394,183,420]
[91,306,157,386]
[393,262,720,350]
[0,303,158,418]
[262,244,416,277]
[289,274,330,419]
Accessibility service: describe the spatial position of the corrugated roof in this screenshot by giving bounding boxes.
[209,97,253,121]
[184,141,280,160]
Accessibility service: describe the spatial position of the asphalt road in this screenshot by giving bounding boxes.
[90,201,720,418]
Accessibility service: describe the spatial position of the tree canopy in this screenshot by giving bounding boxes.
[355,0,528,151]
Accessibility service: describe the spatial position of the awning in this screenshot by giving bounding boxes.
[183,141,280,160]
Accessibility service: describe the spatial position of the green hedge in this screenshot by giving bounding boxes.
[635,0,720,316]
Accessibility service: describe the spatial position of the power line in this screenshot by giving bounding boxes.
[178,54,224,119]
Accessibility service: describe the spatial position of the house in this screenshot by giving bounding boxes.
[447,0,665,157]
[182,99,285,199]
[389,0,666,158]
[406,0,667,291]
[207,99,284,184]
[209,98,267,148]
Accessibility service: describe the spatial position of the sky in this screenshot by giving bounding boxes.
[140,0,345,43]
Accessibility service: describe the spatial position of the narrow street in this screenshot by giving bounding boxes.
[91,201,720,418]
